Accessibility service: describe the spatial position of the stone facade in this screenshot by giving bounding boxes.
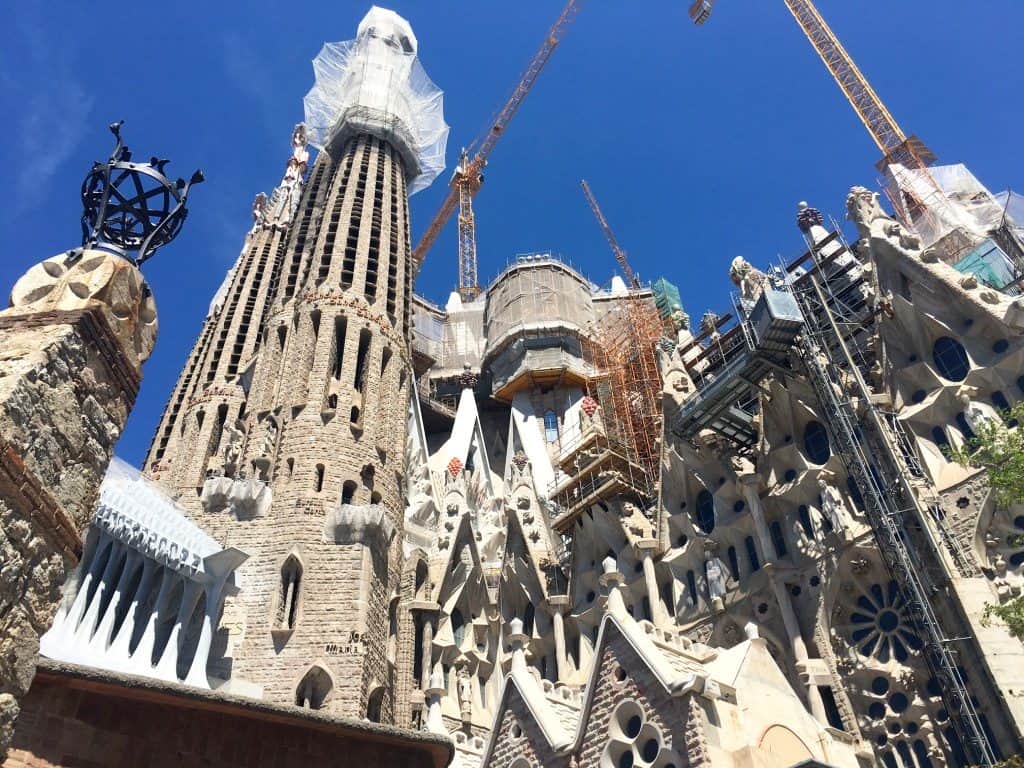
[0,250,155,758]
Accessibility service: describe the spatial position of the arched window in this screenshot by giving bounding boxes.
[366,686,385,723]
[956,413,976,440]
[803,421,831,464]
[686,570,698,606]
[745,536,760,571]
[523,602,535,635]
[295,665,332,709]
[277,555,302,630]
[992,391,1018,427]
[314,464,325,492]
[695,490,715,534]
[769,520,788,558]
[543,410,559,442]
[342,480,357,504]
[451,608,465,647]
[931,426,951,450]
[932,336,969,381]
[798,505,815,539]
[727,546,740,579]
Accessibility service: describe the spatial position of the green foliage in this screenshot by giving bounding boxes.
[948,402,1024,507]
[974,757,1024,768]
[982,597,1024,641]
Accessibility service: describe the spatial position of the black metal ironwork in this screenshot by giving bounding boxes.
[80,121,203,266]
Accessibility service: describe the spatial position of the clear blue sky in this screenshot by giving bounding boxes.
[0,1,1019,467]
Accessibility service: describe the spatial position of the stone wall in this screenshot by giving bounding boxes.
[4,662,451,768]
[0,304,143,758]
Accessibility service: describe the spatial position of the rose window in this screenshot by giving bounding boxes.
[847,580,923,662]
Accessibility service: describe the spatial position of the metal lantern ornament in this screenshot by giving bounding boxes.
[80,121,204,265]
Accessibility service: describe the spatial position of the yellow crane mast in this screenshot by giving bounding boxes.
[412,0,585,300]
[580,179,640,289]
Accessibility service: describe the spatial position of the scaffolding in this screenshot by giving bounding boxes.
[547,289,665,530]
[670,229,998,765]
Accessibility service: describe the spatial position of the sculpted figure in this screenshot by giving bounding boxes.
[258,417,278,458]
[729,256,770,305]
[960,393,1003,435]
[818,477,850,534]
[703,539,727,608]
[457,667,473,720]
[222,419,245,470]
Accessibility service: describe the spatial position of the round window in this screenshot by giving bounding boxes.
[694,490,715,533]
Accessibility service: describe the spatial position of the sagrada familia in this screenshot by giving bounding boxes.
[2,5,1024,768]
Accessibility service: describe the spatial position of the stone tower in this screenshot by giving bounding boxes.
[144,7,448,721]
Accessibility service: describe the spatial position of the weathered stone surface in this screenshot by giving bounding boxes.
[0,253,152,756]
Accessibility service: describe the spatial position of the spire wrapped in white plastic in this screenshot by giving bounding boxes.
[303,6,449,195]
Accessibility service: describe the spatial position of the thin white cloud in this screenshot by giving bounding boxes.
[6,3,93,216]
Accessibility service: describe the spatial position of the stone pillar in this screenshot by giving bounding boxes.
[0,249,156,757]
[547,595,570,681]
[740,473,828,725]
[636,539,667,625]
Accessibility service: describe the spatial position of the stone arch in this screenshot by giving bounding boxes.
[294,662,335,710]
[758,724,813,763]
[274,549,304,631]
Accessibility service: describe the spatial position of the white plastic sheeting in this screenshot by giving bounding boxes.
[303,6,449,195]
[887,163,1008,250]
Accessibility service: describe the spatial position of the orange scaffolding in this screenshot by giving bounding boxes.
[548,289,665,531]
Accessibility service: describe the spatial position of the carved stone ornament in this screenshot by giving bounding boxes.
[447,456,463,478]
[8,249,158,367]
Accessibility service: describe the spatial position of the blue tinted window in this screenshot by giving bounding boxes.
[932,337,969,381]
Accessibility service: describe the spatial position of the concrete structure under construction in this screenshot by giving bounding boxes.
[6,4,1024,768]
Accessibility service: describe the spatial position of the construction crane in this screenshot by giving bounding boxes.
[412,0,584,301]
[692,0,934,172]
[580,179,640,289]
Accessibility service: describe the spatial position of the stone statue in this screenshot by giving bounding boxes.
[457,666,473,720]
[818,478,850,534]
[960,393,1003,435]
[703,540,727,610]
[251,192,269,229]
[222,419,245,471]
[258,416,278,459]
[729,256,770,305]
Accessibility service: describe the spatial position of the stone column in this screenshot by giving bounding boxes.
[0,248,157,756]
[636,539,667,625]
[739,473,828,725]
[547,595,570,681]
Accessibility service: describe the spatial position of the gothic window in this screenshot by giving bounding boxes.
[295,664,332,709]
[543,410,559,442]
[931,426,951,450]
[745,536,760,571]
[314,464,325,492]
[992,391,1018,426]
[769,520,788,558]
[331,317,347,379]
[695,490,715,534]
[366,686,385,723]
[451,608,465,647]
[802,421,831,464]
[932,336,969,382]
[524,602,535,635]
[342,480,357,504]
[277,556,302,630]
[798,505,815,539]
[353,329,372,394]
[727,546,740,579]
